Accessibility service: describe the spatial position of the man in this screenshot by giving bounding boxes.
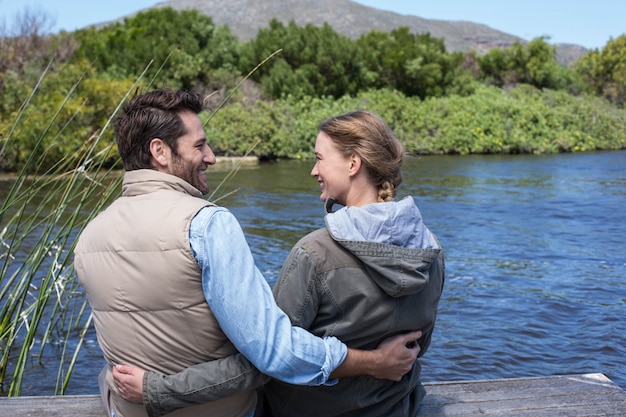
[75,88,421,417]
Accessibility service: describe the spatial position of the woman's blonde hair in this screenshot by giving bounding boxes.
[318,110,404,202]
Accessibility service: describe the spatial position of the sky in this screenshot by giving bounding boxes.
[1,0,624,50]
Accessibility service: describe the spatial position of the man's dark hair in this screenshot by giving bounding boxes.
[114,88,205,171]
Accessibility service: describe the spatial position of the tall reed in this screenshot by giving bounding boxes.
[0,59,144,395]
[0,51,270,395]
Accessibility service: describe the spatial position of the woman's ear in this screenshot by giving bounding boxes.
[149,138,169,169]
[348,154,362,177]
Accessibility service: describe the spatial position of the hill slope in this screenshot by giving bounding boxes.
[122,0,588,64]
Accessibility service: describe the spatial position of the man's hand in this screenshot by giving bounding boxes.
[371,330,422,381]
[112,364,146,403]
[329,330,422,381]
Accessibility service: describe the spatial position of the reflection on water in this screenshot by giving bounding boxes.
[3,150,625,394]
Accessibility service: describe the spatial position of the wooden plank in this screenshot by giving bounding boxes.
[419,373,626,416]
[1,373,624,417]
[0,394,106,416]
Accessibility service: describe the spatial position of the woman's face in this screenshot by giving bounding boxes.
[310,131,352,204]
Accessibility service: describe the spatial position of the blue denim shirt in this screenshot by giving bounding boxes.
[189,205,347,386]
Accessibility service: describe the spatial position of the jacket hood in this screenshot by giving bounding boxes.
[325,196,441,297]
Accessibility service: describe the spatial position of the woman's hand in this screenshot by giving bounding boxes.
[112,364,146,403]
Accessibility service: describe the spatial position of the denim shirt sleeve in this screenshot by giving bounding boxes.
[190,206,347,385]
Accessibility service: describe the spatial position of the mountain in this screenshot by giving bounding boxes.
[117,0,588,65]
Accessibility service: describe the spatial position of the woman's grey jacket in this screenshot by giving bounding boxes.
[263,196,445,416]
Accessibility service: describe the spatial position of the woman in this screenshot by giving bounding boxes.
[113,110,444,417]
[261,110,445,416]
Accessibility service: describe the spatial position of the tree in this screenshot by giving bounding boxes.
[576,35,626,107]
[356,27,464,99]
[0,6,77,90]
[478,37,579,92]
[71,8,239,91]
[239,20,363,99]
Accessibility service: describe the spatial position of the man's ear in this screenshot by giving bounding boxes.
[149,138,169,169]
[348,154,362,177]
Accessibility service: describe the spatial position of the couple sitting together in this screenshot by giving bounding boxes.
[74,87,445,417]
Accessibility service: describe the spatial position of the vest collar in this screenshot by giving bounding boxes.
[122,169,205,199]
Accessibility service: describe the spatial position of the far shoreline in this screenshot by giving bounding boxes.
[0,156,261,180]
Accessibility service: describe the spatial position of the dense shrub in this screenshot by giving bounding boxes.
[205,85,626,159]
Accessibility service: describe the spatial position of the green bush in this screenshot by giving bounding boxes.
[0,60,137,172]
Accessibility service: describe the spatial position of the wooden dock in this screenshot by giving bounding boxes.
[1,373,625,416]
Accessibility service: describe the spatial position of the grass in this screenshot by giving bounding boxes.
[0,61,132,395]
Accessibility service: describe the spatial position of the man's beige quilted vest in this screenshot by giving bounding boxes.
[75,170,254,417]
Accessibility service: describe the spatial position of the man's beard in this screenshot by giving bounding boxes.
[171,155,208,195]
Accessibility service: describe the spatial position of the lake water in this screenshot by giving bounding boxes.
[3,150,625,395]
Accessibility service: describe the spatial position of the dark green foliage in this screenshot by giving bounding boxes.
[357,28,468,98]
[576,35,626,107]
[71,7,239,90]
[238,20,363,99]
[477,37,584,93]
